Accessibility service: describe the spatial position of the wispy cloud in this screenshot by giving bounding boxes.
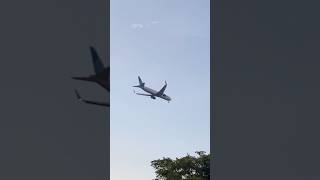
[151,21,160,25]
[131,21,160,30]
[131,24,144,29]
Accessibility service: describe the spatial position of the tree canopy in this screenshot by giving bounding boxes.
[151,151,210,180]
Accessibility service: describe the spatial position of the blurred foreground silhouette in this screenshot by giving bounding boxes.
[151,151,210,180]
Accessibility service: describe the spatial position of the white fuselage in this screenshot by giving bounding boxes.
[140,86,171,101]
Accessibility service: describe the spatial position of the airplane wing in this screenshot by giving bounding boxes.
[156,81,167,96]
[133,90,152,96]
[75,90,109,107]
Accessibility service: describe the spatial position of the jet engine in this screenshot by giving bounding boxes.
[151,96,156,99]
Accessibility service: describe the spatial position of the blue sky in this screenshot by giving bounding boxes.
[111,0,210,179]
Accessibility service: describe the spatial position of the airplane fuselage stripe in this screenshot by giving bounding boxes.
[142,86,158,95]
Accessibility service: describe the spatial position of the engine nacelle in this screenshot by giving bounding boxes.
[151,96,156,99]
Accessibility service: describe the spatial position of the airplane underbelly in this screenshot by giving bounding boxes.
[143,87,157,94]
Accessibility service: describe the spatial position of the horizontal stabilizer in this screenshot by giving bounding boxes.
[72,76,93,82]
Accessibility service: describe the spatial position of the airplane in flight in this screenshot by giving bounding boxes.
[133,76,172,102]
[72,46,109,107]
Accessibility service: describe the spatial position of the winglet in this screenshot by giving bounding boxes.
[74,89,82,101]
[74,89,109,107]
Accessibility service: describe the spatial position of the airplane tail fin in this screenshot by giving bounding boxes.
[90,46,104,75]
[133,76,145,87]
